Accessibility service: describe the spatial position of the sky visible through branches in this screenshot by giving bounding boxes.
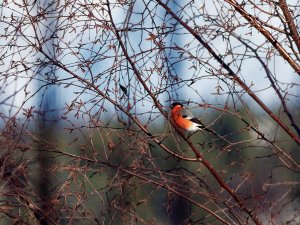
[0,0,300,224]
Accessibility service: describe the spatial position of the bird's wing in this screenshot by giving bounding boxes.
[181,108,205,128]
[189,117,205,127]
[181,108,195,118]
[182,108,221,137]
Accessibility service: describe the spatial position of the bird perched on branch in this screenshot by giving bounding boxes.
[169,102,214,134]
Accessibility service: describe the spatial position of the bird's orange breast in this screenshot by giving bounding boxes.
[171,106,193,130]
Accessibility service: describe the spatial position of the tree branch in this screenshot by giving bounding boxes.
[107,1,264,224]
[224,0,300,75]
[155,0,300,147]
[278,0,300,54]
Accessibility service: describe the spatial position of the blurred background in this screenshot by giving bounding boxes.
[0,0,300,224]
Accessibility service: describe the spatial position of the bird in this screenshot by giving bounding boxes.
[169,102,213,133]
[169,102,231,145]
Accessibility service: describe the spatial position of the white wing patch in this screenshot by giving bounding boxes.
[186,122,203,131]
[181,108,204,131]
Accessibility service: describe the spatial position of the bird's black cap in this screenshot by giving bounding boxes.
[170,102,183,109]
